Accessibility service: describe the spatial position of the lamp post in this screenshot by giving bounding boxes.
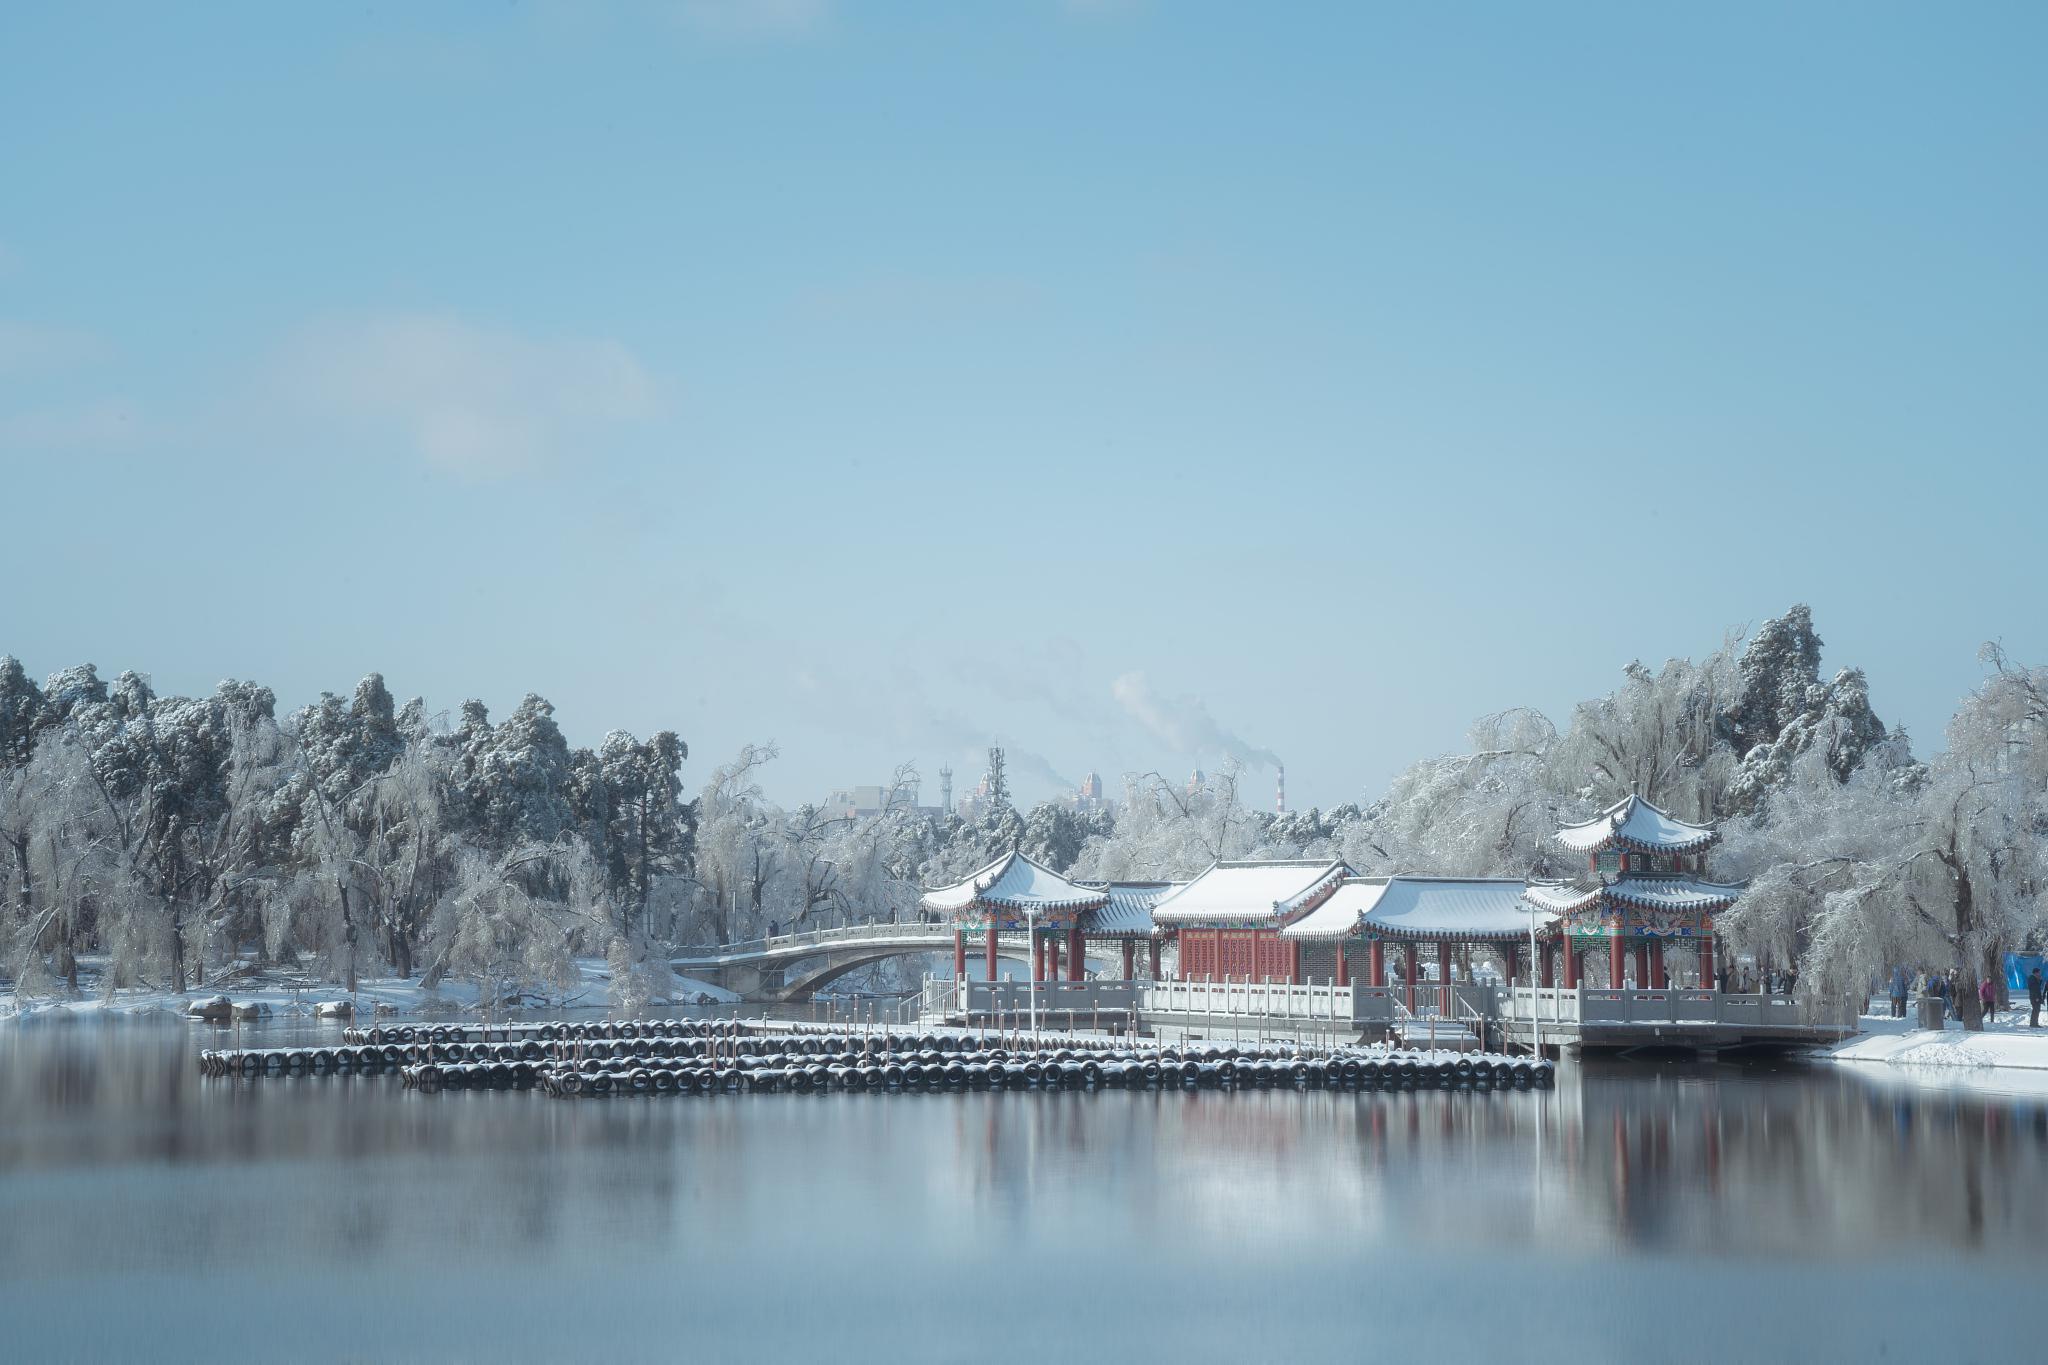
[1025,907,1039,1045]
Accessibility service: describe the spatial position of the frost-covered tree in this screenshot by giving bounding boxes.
[1338,709,1562,877]
[1067,766,1262,881]
[1719,605,1896,814]
[67,676,282,992]
[591,729,690,938]
[0,655,47,770]
[1019,800,1110,872]
[423,840,607,1003]
[1722,646,2045,1027]
[445,694,577,847]
[685,744,783,944]
[1550,649,1738,820]
[3,738,116,993]
[1256,804,1361,860]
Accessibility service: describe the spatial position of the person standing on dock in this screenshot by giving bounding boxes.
[1979,975,1997,1025]
[2027,966,2044,1029]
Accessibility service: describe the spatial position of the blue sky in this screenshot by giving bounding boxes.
[1,2,2042,810]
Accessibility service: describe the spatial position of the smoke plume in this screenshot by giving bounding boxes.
[1111,671,1281,771]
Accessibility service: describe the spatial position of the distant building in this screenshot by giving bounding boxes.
[825,784,896,819]
[955,772,996,822]
[1066,770,1113,815]
[823,780,949,820]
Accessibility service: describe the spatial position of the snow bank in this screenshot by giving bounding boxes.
[1828,1005,2048,1073]
[2,956,739,1025]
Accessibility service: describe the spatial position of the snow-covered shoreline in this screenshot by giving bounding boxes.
[0,957,740,1026]
[1826,1007,2048,1073]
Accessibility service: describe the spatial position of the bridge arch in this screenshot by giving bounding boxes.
[776,947,1043,1003]
[674,924,1130,1002]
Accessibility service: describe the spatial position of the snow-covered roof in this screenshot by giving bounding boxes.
[1283,876,1554,942]
[1523,875,1741,917]
[1554,794,1717,855]
[1149,859,1350,925]
[920,850,1108,916]
[1282,879,1388,940]
[1074,881,1180,937]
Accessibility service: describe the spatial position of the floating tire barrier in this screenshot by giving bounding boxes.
[202,1021,1555,1106]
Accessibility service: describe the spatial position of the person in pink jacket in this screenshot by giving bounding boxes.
[1979,975,1997,1025]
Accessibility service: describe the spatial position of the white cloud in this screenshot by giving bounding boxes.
[0,319,106,375]
[278,313,660,478]
[677,0,832,40]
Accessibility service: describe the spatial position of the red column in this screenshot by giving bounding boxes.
[1539,940,1555,989]
[1564,944,1580,990]
[1699,936,1716,989]
[1049,937,1062,981]
[953,928,966,980]
[1609,937,1626,989]
[1149,938,1162,979]
[1032,934,1045,983]
[1336,944,1349,987]
[1121,940,1135,981]
[1369,939,1386,989]
[1650,942,1667,989]
[1291,940,1302,986]
[985,923,998,982]
[1437,942,1452,1014]
[1634,944,1649,989]
[1067,926,1084,982]
[1501,943,1520,987]
[1404,943,1418,1014]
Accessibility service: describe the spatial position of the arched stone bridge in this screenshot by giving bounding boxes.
[672,923,1104,1003]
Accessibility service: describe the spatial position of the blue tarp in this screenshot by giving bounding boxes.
[2005,952,2046,991]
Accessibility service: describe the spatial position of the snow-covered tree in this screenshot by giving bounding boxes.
[1719,605,1896,814]
[423,840,607,1004]
[1339,708,1563,877]
[1067,766,1262,881]
[590,728,690,938]
[1722,645,2044,1027]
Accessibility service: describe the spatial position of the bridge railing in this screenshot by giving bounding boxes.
[1142,978,1357,1022]
[674,920,954,964]
[1502,986,1853,1029]
[957,980,1142,1017]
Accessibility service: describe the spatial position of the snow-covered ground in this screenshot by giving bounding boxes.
[1827,1000,2048,1075]
[0,956,739,1026]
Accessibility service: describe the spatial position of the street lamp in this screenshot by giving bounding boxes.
[1024,907,1039,1045]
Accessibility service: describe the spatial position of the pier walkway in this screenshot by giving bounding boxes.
[910,977,1854,1056]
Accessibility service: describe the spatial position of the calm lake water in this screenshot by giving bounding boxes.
[2,1018,2042,1363]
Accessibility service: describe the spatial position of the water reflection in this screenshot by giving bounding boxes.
[3,1023,2045,1289]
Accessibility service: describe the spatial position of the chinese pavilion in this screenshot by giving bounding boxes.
[1283,875,1552,1010]
[919,851,1177,982]
[1522,794,1741,990]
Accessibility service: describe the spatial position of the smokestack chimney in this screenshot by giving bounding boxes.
[1276,764,1286,814]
